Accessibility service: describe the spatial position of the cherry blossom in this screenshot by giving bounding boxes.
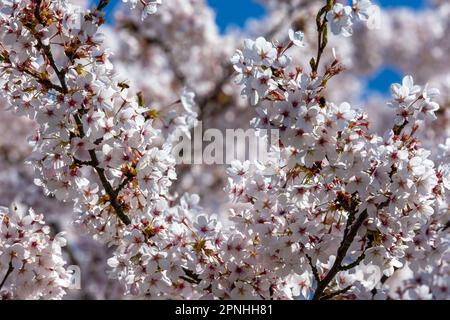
[0,203,70,299]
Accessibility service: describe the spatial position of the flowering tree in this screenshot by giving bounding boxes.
[0,0,448,300]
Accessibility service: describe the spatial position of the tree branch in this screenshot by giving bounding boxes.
[74,113,132,226]
[340,251,366,271]
[306,253,321,283]
[96,0,110,11]
[0,261,13,290]
[34,0,68,93]
[320,285,352,300]
[313,208,368,300]
[32,0,131,226]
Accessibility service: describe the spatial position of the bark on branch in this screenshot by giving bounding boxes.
[32,0,131,226]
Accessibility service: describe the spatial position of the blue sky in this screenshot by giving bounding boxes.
[99,1,425,31]
[206,0,425,31]
[97,0,425,95]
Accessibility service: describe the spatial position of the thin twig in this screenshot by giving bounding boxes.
[320,285,352,300]
[310,0,334,73]
[96,0,110,11]
[340,251,366,271]
[443,220,450,231]
[306,253,321,283]
[313,209,368,300]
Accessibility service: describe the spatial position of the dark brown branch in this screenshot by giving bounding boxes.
[306,253,321,283]
[116,175,135,194]
[20,65,64,93]
[2,43,64,93]
[340,251,366,271]
[393,120,409,136]
[341,201,357,240]
[181,267,201,285]
[73,114,131,226]
[96,0,110,11]
[34,0,68,93]
[0,261,13,290]
[313,209,368,300]
[442,220,449,231]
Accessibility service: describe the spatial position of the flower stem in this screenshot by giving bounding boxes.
[311,0,335,73]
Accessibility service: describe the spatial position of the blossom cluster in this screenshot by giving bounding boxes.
[105,0,371,210]
[110,0,231,106]
[0,0,196,239]
[0,203,70,299]
[0,0,201,298]
[0,100,124,299]
[231,1,379,106]
[230,25,448,298]
[327,0,376,37]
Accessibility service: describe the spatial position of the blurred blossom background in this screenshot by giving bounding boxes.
[0,0,449,298]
